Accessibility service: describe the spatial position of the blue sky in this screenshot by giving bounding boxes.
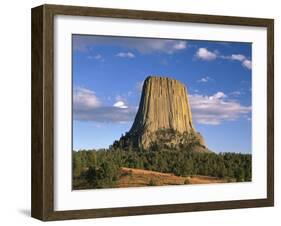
[72,35,252,153]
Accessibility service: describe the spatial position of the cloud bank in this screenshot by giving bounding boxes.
[222,54,252,70]
[189,92,251,125]
[73,87,101,110]
[73,35,187,54]
[73,87,136,123]
[74,87,251,126]
[195,48,252,70]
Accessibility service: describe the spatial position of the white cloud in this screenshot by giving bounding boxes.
[195,48,217,61]
[189,92,251,125]
[242,59,252,70]
[230,54,252,70]
[173,41,187,50]
[113,101,128,109]
[94,54,102,60]
[73,87,137,123]
[221,54,252,70]
[73,35,187,54]
[87,54,103,61]
[229,91,243,96]
[116,52,135,58]
[197,76,212,83]
[73,87,101,110]
[195,48,252,70]
[229,54,246,61]
[209,91,227,99]
[137,40,187,54]
[74,106,137,123]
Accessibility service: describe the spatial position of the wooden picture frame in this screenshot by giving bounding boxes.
[31,4,274,221]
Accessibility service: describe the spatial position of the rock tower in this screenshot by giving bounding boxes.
[115,76,207,151]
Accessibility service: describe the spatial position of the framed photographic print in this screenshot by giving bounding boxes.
[31,4,274,221]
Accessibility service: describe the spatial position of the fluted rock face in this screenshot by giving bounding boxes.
[117,76,207,151]
[130,76,194,135]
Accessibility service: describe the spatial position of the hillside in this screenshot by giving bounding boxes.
[116,167,229,188]
[73,149,251,190]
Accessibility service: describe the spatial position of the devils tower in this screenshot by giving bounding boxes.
[115,76,208,152]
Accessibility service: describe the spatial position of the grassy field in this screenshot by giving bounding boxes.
[116,167,229,188]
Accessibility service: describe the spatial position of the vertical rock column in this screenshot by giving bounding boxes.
[128,76,199,149]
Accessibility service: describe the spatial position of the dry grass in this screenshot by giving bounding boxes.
[116,167,228,188]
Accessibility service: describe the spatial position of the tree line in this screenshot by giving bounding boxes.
[73,146,251,189]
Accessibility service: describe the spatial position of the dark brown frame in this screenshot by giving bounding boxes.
[31,4,274,221]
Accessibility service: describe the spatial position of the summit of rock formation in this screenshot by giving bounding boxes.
[114,76,208,152]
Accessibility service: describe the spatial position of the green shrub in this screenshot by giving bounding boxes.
[184,179,191,184]
[148,179,157,186]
